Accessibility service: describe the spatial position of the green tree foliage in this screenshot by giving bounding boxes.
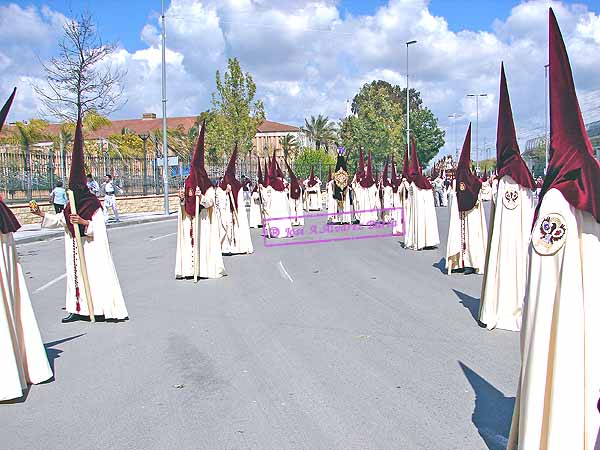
[279,133,299,160]
[340,80,444,171]
[211,58,265,156]
[293,148,336,179]
[302,115,337,152]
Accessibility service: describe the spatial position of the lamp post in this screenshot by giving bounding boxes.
[467,93,488,171]
[448,113,463,162]
[544,63,550,174]
[161,0,169,214]
[139,133,149,195]
[406,40,417,150]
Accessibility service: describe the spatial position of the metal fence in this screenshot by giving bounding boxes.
[0,149,343,204]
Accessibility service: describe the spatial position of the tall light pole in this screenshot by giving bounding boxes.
[139,133,149,195]
[544,63,550,175]
[448,113,463,162]
[406,40,417,149]
[467,93,487,172]
[161,0,169,214]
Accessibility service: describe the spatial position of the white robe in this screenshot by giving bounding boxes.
[391,189,404,236]
[215,188,253,255]
[42,210,128,319]
[289,195,304,227]
[446,190,488,274]
[265,187,293,239]
[326,180,337,222]
[175,188,226,279]
[507,188,600,450]
[480,181,492,201]
[249,191,262,229]
[356,184,379,225]
[405,183,440,250]
[306,183,322,211]
[334,188,353,224]
[479,176,535,331]
[381,185,394,223]
[395,181,411,236]
[1,232,53,401]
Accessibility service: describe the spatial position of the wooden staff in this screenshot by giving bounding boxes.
[257,187,270,238]
[227,190,241,248]
[67,190,95,322]
[194,194,200,283]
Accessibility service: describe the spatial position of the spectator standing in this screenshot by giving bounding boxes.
[86,174,99,196]
[101,174,122,223]
[50,180,68,213]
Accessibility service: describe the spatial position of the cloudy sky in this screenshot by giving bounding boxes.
[1,0,599,160]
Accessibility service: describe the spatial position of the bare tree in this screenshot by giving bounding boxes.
[34,12,126,121]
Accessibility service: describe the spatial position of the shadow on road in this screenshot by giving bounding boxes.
[453,289,483,326]
[432,258,446,274]
[45,334,86,374]
[459,361,515,450]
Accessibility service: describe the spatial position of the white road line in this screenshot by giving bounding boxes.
[34,273,67,293]
[278,260,294,283]
[149,232,176,241]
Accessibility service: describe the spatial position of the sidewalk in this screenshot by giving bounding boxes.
[15,211,177,244]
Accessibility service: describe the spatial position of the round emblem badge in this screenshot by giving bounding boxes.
[459,182,466,191]
[188,188,194,197]
[503,187,519,210]
[532,213,568,256]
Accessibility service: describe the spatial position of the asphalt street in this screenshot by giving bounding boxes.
[1,204,519,450]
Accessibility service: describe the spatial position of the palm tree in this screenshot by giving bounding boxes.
[10,120,50,200]
[279,133,298,160]
[302,114,336,152]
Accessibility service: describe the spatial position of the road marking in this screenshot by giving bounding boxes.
[149,232,176,241]
[34,273,67,293]
[278,261,293,283]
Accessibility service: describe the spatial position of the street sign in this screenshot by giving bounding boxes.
[154,156,179,167]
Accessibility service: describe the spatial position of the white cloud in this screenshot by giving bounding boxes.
[1,0,599,160]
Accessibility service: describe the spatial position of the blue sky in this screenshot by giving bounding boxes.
[7,0,599,52]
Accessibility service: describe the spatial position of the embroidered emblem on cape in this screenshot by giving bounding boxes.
[503,187,519,210]
[188,188,194,197]
[533,213,567,256]
[459,181,466,191]
[333,169,349,191]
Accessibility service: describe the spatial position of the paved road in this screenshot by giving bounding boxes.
[1,205,519,450]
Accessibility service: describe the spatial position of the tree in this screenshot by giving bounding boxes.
[293,148,336,179]
[9,120,50,200]
[302,115,337,152]
[34,12,126,121]
[211,58,265,156]
[341,80,445,170]
[279,134,298,160]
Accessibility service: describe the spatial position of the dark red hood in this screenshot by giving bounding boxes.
[409,137,433,190]
[184,120,212,216]
[0,88,20,233]
[456,124,482,211]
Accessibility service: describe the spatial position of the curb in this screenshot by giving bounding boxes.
[15,213,177,245]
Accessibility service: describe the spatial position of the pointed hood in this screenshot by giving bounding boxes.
[409,137,433,190]
[285,158,301,200]
[269,151,285,191]
[263,158,270,188]
[0,88,21,234]
[184,120,212,216]
[390,155,400,193]
[537,9,599,222]
[402,145,411,183]
[456,123,482,211]
[357,147,365,182]
[63,114,102,236]
[307,167,318,187]
[219,145,242,211]
[496,63,535,189]
[360,151,375,188]
[382,157,391,187]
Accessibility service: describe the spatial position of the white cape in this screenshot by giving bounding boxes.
[507,188,600,450]
[479,176,535,331]
[249,191,262,229]
[175,187,226,279]
[1,232,53,401]
[405,183,440,250]
[42,210,128,319]
[289,195,304,226]
[215,188,253,255]
[446,190,488,274]
[265,187,293,239]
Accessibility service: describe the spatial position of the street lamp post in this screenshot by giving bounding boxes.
[139,133,149,195]
[448,113,463,162]
[406,40,417,150]
[467,93,488,172]
[161,0,169,214]
[544,63,550,174]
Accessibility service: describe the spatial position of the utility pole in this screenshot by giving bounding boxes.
[467,93,488,172]
[406,40,417,149]
[161,0,169,214]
